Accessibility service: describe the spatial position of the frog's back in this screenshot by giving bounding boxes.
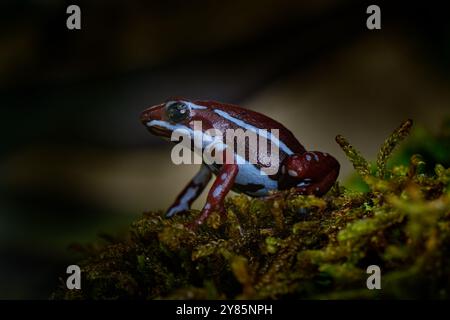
[194,100,306,155]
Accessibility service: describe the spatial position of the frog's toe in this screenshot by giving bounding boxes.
[165,204,189,218]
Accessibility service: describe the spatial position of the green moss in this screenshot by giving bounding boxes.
[53,120,450,300]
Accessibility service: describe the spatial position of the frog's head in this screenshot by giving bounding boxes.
[141,99,218,140]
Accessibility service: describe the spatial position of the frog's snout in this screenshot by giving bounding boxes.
[140,109,152,125]
[140,104,164,126]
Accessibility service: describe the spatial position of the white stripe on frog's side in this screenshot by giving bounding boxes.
[147,119,183,131]
[147,120,224,150]
[147,119,278,196]
[232,153,278,196]
[213,109,293,156]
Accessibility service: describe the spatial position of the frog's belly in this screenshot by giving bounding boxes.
[208,163,278,197]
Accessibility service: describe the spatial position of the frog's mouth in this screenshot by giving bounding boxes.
[148,125,171,138]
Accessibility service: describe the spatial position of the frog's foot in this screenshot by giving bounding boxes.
[279,151,340,196]
[165,204,189,218]
[165,164,212,218]
[186,205,226,230]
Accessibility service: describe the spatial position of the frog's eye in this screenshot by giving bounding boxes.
[166,102,190,123]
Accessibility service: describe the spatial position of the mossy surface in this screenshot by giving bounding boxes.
[53,120,450,299]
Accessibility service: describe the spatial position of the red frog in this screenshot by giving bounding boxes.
[140,99,339,228]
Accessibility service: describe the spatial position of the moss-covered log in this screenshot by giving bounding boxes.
[53,120,450,300]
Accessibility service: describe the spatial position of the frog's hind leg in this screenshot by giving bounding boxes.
[279,151,340,196]
[165,164,212,218]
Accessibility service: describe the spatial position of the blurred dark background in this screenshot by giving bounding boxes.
[1,0,449,299]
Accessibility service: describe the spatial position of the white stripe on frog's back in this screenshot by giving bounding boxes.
[213,109,293,156]
[184,101,207,110]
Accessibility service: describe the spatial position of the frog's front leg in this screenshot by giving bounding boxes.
[191,163,239,227]
[279,151,340,196]
[166,164,212,218]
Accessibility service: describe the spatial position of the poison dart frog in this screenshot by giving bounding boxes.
[140,99,339,228]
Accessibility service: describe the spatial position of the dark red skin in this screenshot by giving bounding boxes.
[141,99,340,229]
